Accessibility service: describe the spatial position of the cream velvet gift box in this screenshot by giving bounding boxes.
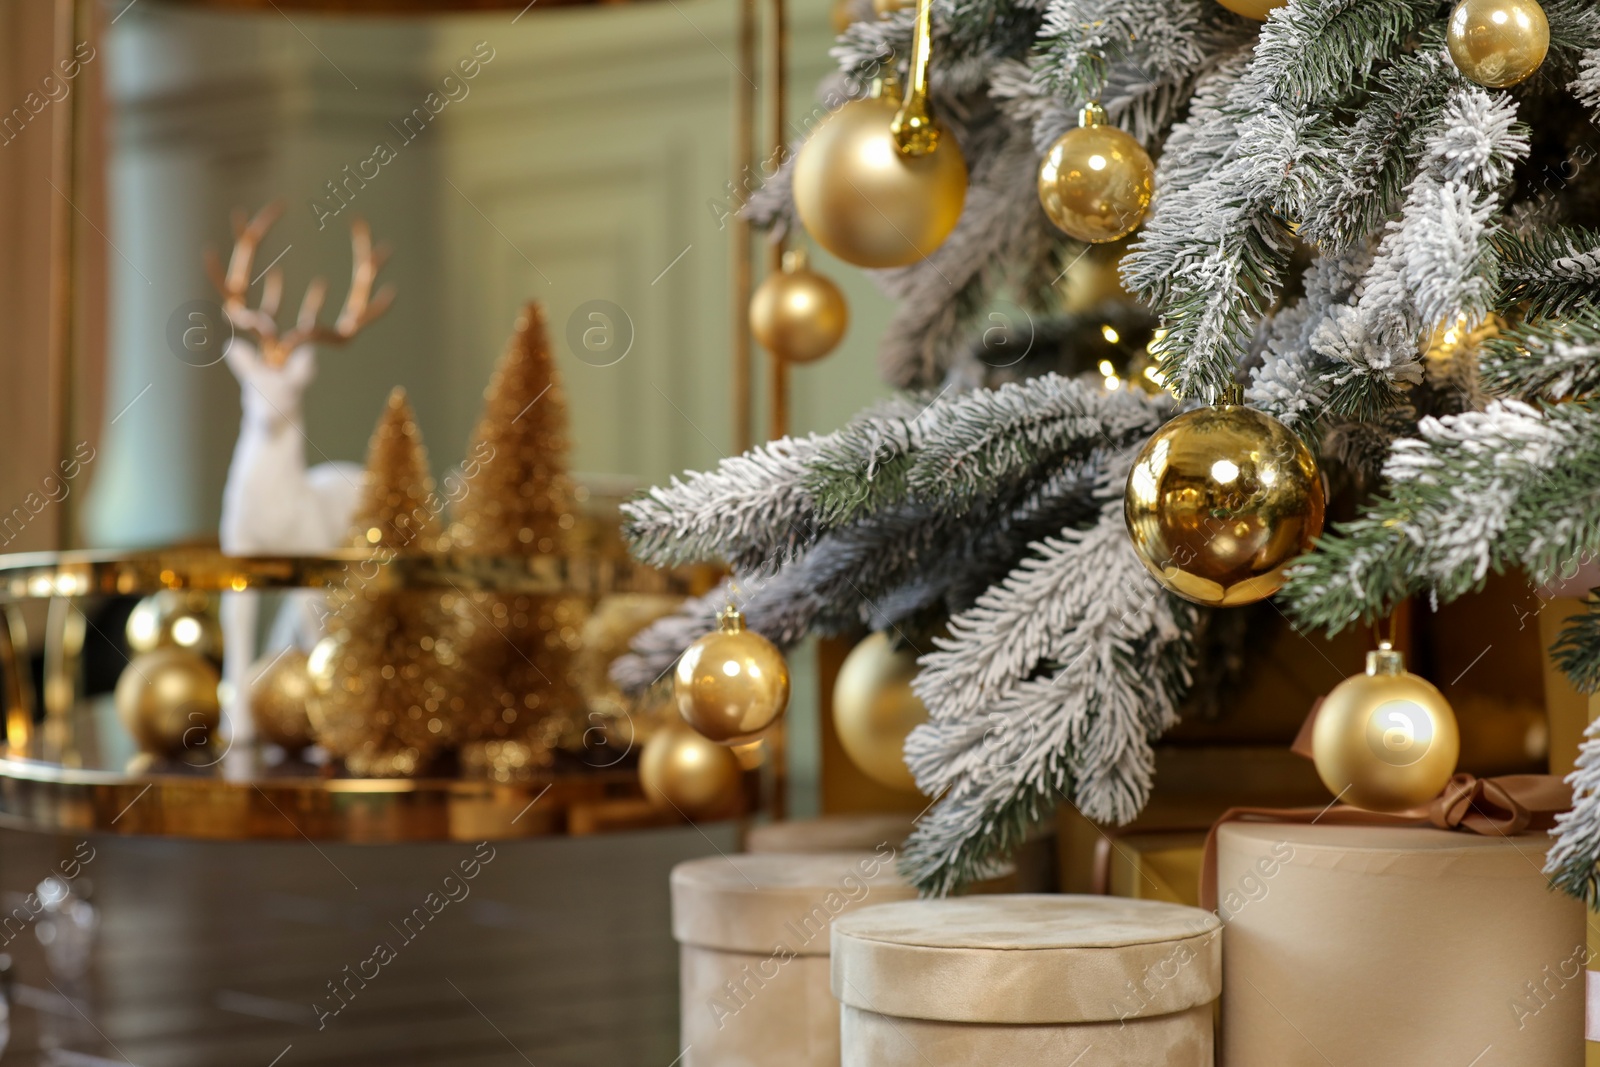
[671,850,915,1067]
[1216,822,1585,1066]
[831,895,1222,1066]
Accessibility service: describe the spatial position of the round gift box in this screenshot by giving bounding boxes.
[832,894,1221,1066]
[1217,822,1584,1066]
[671,851,915,1067]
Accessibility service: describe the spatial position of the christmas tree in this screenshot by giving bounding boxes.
[621,0,1600,897]
[448,302,585,763]
[315,388,460,776]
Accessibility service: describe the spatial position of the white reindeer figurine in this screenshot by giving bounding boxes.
[204,202,394,749]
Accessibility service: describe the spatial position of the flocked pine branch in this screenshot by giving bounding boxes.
[1283,400,1600,635]
[1496,227,1600,321]
[903,497,1196,894]
[1547,714,1600,907]
[1481,319,1600,400]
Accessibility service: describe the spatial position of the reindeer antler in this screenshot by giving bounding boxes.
[205,202,395,367]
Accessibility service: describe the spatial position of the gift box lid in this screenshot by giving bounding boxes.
[831,894,1221,1025]
[671,851,914,956]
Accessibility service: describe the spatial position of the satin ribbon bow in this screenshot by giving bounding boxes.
[1198,773,1572,911]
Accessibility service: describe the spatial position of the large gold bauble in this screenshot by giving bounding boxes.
[1038,118,1154,244]
[1312,648,1461,813]
[1124,403,1325,607]
[1212,0,1286,20]
[248,648,317,753]
[1447,0,1549,88]
[114,647,222,757]
[832,631,928,792]
[792,95,968,269]
[125,590,223,660]
[639,719,744,819]
[750,249,849,364]
[675,608,790,744]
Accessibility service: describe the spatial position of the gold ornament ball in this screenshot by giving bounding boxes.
[750,250,849,364]
[1312,647,1461,813]
[1124,403,1325,607]
[674,609,790,745]
[1039,116,1155,244]
[1448,0,1549,89]
[114,647,222,757]
[639,719,744,819]
[125,591,223,659]
[793,94,968,269]
[1212,0,1286,19]
[833,631,928,792]
[248,648,317,753]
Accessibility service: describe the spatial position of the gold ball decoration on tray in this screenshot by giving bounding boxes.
[675,606,790,745]
[248,648,317,753]
[1312,645,1461,813]
[1447,0,1549,88]
[1038,103,1154,245]
[114,647,222,757]
[833,631,929,792]
[1124,401,1325,607]
[793,92,968,269]
[749,249,849,364]
[1212,0,1286,20]
[125,590,223,660]
[639,719,744,819]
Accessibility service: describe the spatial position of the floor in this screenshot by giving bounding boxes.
[0,824,735,1065]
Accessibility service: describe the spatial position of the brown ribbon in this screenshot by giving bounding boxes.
[1198,773,1573,910]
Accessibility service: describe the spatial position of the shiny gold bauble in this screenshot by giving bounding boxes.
[1447,0,1549,88]
[674,608,790,744]
[1038,109,1154,244]
[114,647,222,757]
[639,719,744,819]
[832,631,928,792]
[248,649,316,753]
[1124,403,1325,607]
[750,249,849,364]
[793,94,968,269]
[1212,0,1286,19]
[1312,647,1461,813]
[125,590,223,660]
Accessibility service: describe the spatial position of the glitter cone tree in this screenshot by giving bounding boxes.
[313,387,462,776]
[447,302,585,765]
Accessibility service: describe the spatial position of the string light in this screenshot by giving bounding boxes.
[1101,324,1121,344]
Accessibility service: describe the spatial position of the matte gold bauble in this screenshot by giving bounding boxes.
[675,607,790,744]
[125,591,223,660]
[248,649,316,753]
[1124,402,1325,607]
[1312,646,1461,813]
[114,647,222,757]
[793,94,968,269]
[750,249,849,364]
[1038,104,1154,244]
[1448,0,1549,88]
[1212,0,1286,19]
[832,631,928,792]
[639,719,744,819]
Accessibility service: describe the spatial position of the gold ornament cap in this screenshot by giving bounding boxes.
[1311,644,1461,814]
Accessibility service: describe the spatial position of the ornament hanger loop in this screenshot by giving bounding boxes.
[1377,612,1399,652]
[890,0,939,157]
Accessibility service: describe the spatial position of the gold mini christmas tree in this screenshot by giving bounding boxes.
[311,387,463,776]
[447,302,585,765]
